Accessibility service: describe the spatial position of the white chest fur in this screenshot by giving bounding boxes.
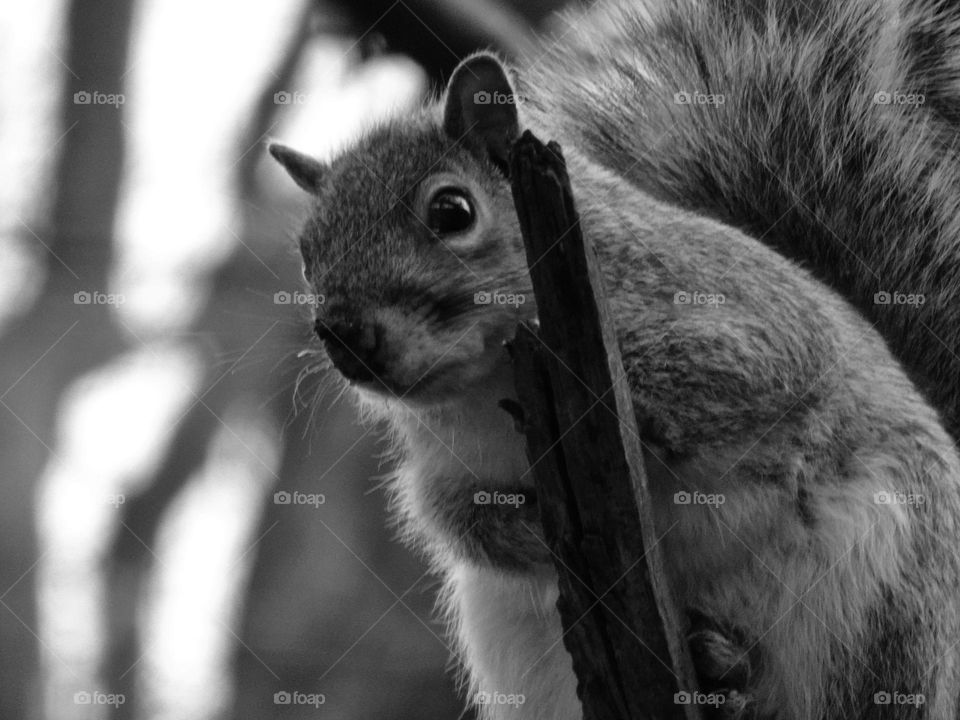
[445,563,580,720]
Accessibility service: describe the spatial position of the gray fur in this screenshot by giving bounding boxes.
[525,0,960,443]
[270,1,960,718]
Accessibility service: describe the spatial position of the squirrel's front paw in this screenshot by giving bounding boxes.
[687,611,758,719]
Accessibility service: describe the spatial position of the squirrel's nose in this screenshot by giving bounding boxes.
[315,319,384,383]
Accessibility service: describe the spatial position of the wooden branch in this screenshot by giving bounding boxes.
[506,130,704,720]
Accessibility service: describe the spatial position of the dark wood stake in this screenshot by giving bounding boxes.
[507,130,704,720]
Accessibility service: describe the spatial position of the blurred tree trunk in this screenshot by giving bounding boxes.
[0,0,133,717]
[319,0,576,86]
[329,0,536,83]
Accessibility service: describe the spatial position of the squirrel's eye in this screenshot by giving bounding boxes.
[427,188,475,236]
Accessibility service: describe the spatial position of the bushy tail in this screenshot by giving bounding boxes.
[528,0,960,441]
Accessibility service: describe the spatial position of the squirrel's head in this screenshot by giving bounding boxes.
[270,54,535,406]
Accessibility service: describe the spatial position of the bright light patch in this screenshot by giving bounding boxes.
[140,404,279,720]
[39,344,203,720]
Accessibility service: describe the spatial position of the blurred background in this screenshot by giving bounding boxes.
[0,1,575,718]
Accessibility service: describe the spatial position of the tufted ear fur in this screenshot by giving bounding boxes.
[268,142,327,194]
[442,53,520,174]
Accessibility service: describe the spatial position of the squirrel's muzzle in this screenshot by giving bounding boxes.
[314,318,385,385]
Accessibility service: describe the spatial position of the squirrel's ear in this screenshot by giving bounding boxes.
[442,53,520,173]
[268,142,326,194]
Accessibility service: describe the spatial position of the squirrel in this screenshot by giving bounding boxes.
[268,0,960,718]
